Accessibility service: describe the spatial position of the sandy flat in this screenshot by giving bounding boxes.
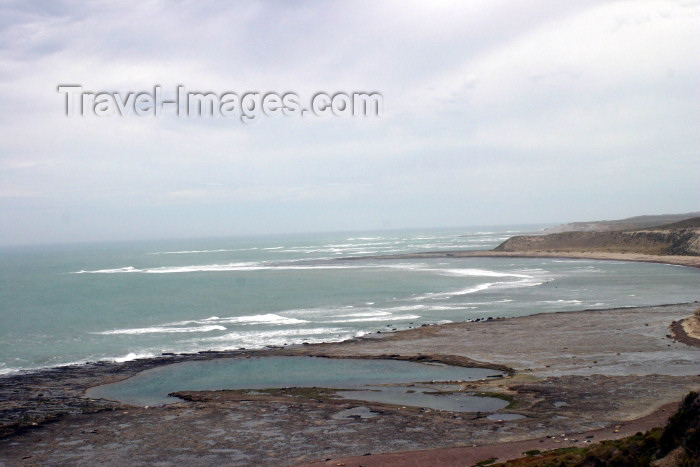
[681,310,700,340]
[288,303,700,379]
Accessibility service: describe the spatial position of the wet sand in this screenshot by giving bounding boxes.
[1,301,699,466]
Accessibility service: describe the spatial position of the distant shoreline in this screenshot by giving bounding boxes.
[340,249,700,269]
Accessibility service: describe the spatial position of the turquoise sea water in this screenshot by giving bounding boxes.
[1,226,699,374]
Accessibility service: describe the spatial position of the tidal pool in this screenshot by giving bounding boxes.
[87,356,506,411]
[339,386,509,412]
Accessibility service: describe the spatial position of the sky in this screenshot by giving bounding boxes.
[0,0,698,245]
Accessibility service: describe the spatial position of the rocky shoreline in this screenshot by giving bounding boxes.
[1,301,699,465]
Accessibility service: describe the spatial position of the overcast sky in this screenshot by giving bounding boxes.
[0,0,698,245]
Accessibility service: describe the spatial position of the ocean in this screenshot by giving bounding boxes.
[1,225,699,375]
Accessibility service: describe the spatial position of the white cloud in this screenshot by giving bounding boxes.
[0,0,698,244]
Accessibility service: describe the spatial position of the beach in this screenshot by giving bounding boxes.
[344,249,700,269]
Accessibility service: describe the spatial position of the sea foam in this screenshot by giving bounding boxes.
[96,325,227,335]
[72,262,376,274]
[171,313,308,326]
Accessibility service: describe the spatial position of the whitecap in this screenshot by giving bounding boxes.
[463,299,514,305]
[171,313,308,326]
[112,352,157,363]
[413,283,495,300]
[199,327,346,342]
[323,314,421,323]
[538,299,583,304]
[73,266,142,274]
[339,311,393,318]
[72,262,376,274]
[147,248,259,255]
[211,313,308,325]
[95,325,226,335]
[435,268,533,279]
[384,304,428,312]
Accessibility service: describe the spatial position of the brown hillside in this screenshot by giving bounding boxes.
[656,216,700,229]
[542,212,700,233]
[496,220,700,256]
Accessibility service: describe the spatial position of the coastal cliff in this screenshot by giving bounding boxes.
[541,212,700,234]
[495,218,700,256]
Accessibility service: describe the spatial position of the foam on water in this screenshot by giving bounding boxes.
[538,299,583,304]
[340,311,392,318]
[3,226,699,374]
[413,282,495,300]
[323,314,421,323]
[436,268,533,278]
[99,314,309,337]
[198,328,349,348]
[72,262,378,274]
[185,313,308,326]
[148,248,259,255]
[96,325,227,335]
[112,351,157,363]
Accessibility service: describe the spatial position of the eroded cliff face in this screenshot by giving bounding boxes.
[496,222,700,256]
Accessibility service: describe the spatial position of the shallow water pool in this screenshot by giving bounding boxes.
[339,385,509,412]
[87,356,505,410]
